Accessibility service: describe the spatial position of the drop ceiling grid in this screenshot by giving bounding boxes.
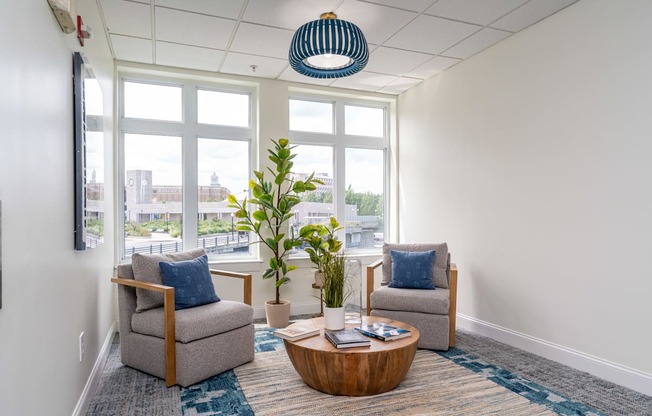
[98,0,580,94]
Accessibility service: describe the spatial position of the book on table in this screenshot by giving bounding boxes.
[324,329,371,349]
[273,322,320,341]
[355,322,412,341]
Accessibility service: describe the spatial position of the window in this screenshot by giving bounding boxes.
[345,105,384,137]
[289,97,389,254]
[197,138,250,253]
[197,89,249,127]
[289,99,333,134]
[84,73,105,249]
[345,148,384,252]
[119,77,254,260]
[291,144,334,237]
[124,82,182,121]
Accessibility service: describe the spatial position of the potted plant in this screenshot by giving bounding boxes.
[299,216,343,287]
[228,138,322,328]
[321,253,352,330]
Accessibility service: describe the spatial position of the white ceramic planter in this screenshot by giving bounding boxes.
[323,306,345,330]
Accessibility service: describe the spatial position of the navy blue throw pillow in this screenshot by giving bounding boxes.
[388,250,436,290]
[159,255,220,310]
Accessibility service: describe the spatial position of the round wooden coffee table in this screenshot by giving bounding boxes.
[283,316,419,396]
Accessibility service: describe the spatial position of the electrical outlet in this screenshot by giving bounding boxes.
[79,332,85,363]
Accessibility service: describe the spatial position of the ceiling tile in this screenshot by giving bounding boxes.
[155,7,236,50]
[378,77,424,94]
[491,0,578,32]
[221,52,288,79]
[110,35,153,64]
[361,0,438,13]
[425,0,528,26]
[100,0,152,38]
[155,0,245,20]
[156,42,223,72]
[404,56,461,79]
[277,67,335,86]
[443,28,512,59]
[365,47,433,76]
[242,0,342,30]
[329,71,397,92]
[98,0,580,94]
[334,1,418,45]
[230,23,295,59]
[384,15,481,54]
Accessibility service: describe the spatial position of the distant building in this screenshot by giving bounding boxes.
[125,170,231,222]
[121,170,380,249]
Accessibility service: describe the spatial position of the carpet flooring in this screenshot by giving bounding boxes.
[233,349,556,415]
[454,330,652,415]
[87,324,652,415]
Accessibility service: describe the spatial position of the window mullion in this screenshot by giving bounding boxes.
[334,102,346,244]
[120,118,186,136]
[182,84,198,250]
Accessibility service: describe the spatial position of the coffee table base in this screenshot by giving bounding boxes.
[283,317,419,396]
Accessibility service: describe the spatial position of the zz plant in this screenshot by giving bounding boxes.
[228,138,322,304]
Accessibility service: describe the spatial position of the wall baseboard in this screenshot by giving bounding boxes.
[72,321,117,416]
[457,314,652,396]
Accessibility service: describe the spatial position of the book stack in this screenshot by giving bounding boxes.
[273,322,320,341]
[355,322,411,341]
[324,329,371,349]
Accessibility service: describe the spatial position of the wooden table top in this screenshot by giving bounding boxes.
[284,315,420,353]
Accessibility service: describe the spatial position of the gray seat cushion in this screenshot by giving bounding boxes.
[370,285,450,315]
[382,243,449,289]
[131,300,253,343]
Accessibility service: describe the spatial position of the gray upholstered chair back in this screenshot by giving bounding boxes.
[381,243,451,289]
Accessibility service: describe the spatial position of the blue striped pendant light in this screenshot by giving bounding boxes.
[289,12,369,79]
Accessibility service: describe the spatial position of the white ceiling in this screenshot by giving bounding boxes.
[97,0,579,95]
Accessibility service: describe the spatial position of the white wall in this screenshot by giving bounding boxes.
[0,1,115,415]
[399,0,652,383]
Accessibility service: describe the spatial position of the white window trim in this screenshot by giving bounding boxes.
[288,93,393,255]
[117,72,257,262]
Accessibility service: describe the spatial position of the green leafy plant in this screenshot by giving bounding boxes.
[124,222,151,237]
[228,138,322,304]
[321,253,352,308]
[299,216,343,273]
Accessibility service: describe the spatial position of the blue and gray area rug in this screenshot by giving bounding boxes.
[178,327,605,416]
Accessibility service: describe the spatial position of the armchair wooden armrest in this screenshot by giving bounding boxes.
[111,277,177,387]
[366,259,383,316]
[449,263,458,348]
[209,269,252,306]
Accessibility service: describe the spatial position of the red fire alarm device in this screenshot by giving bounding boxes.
[77,15,85,46]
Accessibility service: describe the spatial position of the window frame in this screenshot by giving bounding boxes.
[117,73,256,262]
[288,93,391,256]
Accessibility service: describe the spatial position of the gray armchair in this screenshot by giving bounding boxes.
[366,243,458,351]
[112,249,254,387]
